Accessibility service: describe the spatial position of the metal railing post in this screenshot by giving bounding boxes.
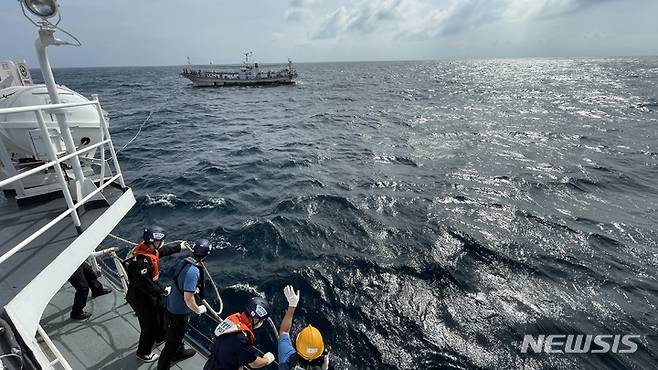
[92,98,126,188]
[37,325,73,370]
[34,109,82,231]
[113,254,129,295]
[0,138,25,196]
[97,104,107,188]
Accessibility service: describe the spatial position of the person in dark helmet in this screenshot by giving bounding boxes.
[204,297,276,370]
[67,261,112,320]
[125,225,183,363]
[278,286,329,370]
[157,239,213,369]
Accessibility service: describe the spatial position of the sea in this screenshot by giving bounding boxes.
[42,58,658,370]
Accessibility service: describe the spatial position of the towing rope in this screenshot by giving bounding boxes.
[116,110,154,154]
[108,233,137,246]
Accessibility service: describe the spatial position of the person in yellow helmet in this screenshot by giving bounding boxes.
[277,285,329,370]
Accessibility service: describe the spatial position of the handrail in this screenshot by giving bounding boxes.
[0,173,122,265]
[36,325,73,370]
[0,97,127,266]
[0,99,98,115]
[0,139,110,188]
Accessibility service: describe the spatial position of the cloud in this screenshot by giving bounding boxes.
[400,0,618,39]
[312,0,403,39]
[285,8,311,22]
[582,31,610,41]
[312,6,350,39]
[307,0,617,41]
[285,0,318,22]
[272,32,285,41]
[289,0,318,7]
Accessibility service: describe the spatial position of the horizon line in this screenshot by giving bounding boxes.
[25,54,658,70]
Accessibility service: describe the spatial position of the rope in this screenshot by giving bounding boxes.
[108,233,137,246]
[96,251,130,293]
[116,110,154,154]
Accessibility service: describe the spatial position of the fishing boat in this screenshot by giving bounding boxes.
[181,52,298,87]
[0,1,219,369]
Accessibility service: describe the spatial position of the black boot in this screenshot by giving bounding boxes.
[70,310,92,320]
[172,347,196,362]
[91,286,112,298]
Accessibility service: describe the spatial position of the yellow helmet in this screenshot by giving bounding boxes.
[295,325,324,360]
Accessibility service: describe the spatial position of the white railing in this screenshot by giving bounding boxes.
[36,325,73,370]
[0,97,126,265]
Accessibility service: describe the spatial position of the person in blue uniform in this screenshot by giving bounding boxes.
[157,239,212,369]
[278,285,329,370]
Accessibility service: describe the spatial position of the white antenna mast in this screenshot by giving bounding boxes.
[18,0,103,203]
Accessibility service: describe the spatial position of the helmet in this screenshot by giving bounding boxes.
[295,325,324,360]
[192,239,212,258]
[143,226,166,244]
[245,297,271,321]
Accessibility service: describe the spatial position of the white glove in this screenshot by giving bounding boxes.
[180,241,190,250]
[197,305,207,315]
[284,285,300,307]
[164,286,171,296]
[263,352,275,364]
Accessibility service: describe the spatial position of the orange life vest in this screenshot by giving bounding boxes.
[214,312,256,344]
[131,241,160,281]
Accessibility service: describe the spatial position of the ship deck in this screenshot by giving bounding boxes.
[42,278,207,369]
[0,186,124,310]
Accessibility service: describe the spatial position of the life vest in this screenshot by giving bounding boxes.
[214,312,256,344]
[173,257,206,300]
[131,241,160,281]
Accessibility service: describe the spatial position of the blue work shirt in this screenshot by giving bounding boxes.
[278,333,296,370]
[166,260,200,315]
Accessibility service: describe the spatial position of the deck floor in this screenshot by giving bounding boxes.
[41,278,206,370]
[0,186,122,309]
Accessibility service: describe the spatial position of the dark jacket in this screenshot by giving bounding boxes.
[204,331,258,370]
[125,243,181,308]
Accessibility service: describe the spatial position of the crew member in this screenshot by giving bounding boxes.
[68,261,112,320]
[157,239,212,369]
[204,297,276,370]
[125,226,182,363]
[278,285,329,370]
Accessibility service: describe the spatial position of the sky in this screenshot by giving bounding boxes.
[0,0,657,67]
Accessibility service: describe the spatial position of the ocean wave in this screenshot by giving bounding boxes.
[372,154,418,167]
[142,193,235,211]
[144,193,177,208]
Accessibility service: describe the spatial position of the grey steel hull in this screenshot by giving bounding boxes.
[181,74,296,87]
